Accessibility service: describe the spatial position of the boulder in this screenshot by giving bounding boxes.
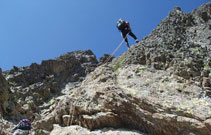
[12,129,29,135]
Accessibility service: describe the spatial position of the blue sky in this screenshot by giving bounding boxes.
[0,0,209,71]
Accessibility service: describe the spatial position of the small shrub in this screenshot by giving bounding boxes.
[47,98,55,105]
[138,66,147,72]
[114,54,126,71]
[204,62,210,70]
[192,48,199,52]
[37,129,41,135]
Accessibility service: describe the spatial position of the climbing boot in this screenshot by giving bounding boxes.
[126,43,130,49]
[135,39,140,43]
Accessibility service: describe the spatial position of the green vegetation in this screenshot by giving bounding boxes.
[192,48,199,53]
[136,66,148,76]
[20,111,26,115]
[204,62,211,70]
[8,80,17,86]
[138,66,148,71]
[37,129,41,135]
[47,98,55,105]
[192,48,203,57]
[114,54,126,71]
[204,62,211,81]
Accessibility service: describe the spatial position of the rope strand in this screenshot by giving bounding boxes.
[70,33,129,125]
[102,33,129,65]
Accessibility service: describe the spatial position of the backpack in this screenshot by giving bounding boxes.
[117,19,127,31]
[16,119,31,130]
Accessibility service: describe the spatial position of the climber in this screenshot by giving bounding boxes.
[117,18,139,49]
[12,119,31,131]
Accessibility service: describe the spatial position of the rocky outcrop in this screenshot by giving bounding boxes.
[33,64,211,135]
[0,68,9,116]
[0,118,13,135]
[123,2,211,83]
[4,50,97,87]
[50,124,145,135]
[3,50,98,121]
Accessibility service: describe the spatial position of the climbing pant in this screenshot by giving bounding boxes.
[121,30,137,47]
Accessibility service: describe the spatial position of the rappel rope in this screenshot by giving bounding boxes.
[69,33,129,126]
[102,33,129,65]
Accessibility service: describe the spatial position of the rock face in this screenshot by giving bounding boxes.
[123,2,211,82]
[1,2,211,135]
[33,64,211,135]
[0,68,9,116]
[50,124,145,135]
[0,118,13,135]
[2,50,98,121]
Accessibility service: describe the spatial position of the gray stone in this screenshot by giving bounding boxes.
[99,54,115,65]
[13,129,29,135]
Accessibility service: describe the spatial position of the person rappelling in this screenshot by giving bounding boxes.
[117,18,139,49]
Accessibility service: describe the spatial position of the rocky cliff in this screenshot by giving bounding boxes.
[0,68,10,116]
[0,2,211,135]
